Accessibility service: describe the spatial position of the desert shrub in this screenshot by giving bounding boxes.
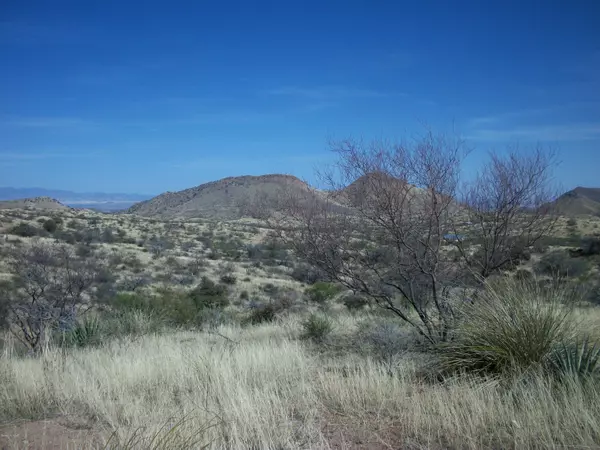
[567,218,578,227]
[301,313,333,342]
[536,251,591,278]
[9,222,41,238]
[580,236,600,256]
[42,218,57,233]
[100,228,116,244]
[471,238,531,272]
[245,295,295,324]
[514,269,533,281]
[239,290,249,300]
[66,219,79,229]
[75,244,93,258]
[246,244,264,260]
[437,279,574,376]
[54,230,76,244]
[305,282,342,304]
[343,294,368,311]
[356,321,412,371]
[220,274,237,285]
[188,277,229,310]
[290,264,327,284]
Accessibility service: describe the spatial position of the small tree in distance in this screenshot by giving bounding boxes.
[258,131,558,343]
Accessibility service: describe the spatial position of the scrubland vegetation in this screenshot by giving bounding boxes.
[1,135,600,448]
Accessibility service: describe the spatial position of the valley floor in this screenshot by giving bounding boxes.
[2,314,600,450]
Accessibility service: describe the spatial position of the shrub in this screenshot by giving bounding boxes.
[188,277,229,309]
[247,302,277,324]
[42,219,57,233]
[514,269,533,281]
[301,313,333,342]
[580,236,600,256]
[535,251,591,278]
[343,294,368,311]
[305,282,342,304]
[290,264,327,284]
[9,222,40,237]
[437,279,574,376]
[220,274,237,285]
[357,321,412,371]
[566,218,578,227]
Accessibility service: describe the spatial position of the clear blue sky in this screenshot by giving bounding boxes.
[1,0,599,194]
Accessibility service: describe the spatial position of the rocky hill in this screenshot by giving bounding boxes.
[126,174,320,219]
[0,197,70,211]
[552,187,600,216]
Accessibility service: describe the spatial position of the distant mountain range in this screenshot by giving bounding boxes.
[0,187,152,212]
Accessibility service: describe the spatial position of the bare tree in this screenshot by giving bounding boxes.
[3,240,103,352]
[260,132,558,343]
[452,146,559,279]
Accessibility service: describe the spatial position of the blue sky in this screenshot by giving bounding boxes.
[1,0,599,195]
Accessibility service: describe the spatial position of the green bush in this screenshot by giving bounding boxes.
[305,282,342,304]
[188,277,229,310]
[535,251,590,278]
[247,303,277,324]
[42,219,57,233]
[301,313,333,342]
[437,279,574,376]
[9,222,41,238]
[343,294,368,311]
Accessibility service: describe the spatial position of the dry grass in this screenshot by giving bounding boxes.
[2,316,600,449]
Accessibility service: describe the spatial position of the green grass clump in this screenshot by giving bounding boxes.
[301,313,333,342]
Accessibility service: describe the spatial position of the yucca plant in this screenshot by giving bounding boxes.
[549,338,600,381]
[437,278,574,376]
[62,315,103,348]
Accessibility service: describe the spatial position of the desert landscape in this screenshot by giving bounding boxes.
[1,139,600,449]
[2,2,599,448]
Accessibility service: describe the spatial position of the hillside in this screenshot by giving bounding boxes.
[127,174,320,219]
[553,187,600,216]
[0,196,70,211]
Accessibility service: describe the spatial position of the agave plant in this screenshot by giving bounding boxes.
[549,338,600,381]
[63,315,103,348]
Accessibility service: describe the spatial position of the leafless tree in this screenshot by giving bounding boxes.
[2,240,103,352]
[451,146,559,279]
[259,132,558,343]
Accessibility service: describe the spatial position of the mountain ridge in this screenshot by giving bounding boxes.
[551,187,600,216]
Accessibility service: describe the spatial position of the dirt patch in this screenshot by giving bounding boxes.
[0,417,104,450]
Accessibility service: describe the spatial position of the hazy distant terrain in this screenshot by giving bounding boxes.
[0,187,151,212]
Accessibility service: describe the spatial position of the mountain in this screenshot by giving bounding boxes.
[0,197,70,211]
[127,174,320,219]
[552,187,600,216]
[0,187,151,212]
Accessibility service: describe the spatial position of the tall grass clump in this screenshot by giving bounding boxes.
[438,278,576,377]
